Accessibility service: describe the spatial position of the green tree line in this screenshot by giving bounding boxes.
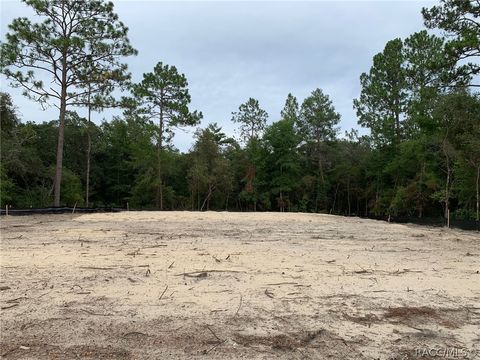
[1,0,479,222]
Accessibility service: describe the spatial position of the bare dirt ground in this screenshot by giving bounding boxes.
[0,211,479,359]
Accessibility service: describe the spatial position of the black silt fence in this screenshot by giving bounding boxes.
[0,207,123,216]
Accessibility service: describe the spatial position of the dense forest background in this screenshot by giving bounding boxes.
[1,0,479,222]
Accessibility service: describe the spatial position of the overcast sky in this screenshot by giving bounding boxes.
[0,0,436,151]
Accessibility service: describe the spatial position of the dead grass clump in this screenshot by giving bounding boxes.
[383,306,462,329]
[384,306,437,320]
[343,313,380,327]
[234,329,325,350]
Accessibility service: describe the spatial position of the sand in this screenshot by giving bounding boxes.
[0,211,479,359]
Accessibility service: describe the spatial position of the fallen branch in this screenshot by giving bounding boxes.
[267,282,298,286]
[206,325,222,342]
[126,248,141,256]
[159,285,168,300]
[80,309,112,316]
[142,244,167,250]
[203,325,226,355]
[175,269,243,277]
[353,270,371,274]
[203,339,226,355]
[124,331,149,337]
[183,272,208,278]
[1,303,19,310]
[6,297,27,303]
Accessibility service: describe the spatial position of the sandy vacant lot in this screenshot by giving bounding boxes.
[0,212,479,359]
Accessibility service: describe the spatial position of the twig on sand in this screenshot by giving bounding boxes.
[80,308,112,316]
[142,244,167,250]
[203,325,226,355]
[354,269,371,274]
[1,303,19,310]
[203,340,226,355]
[124,331,149,337]
[267,282,298,286]
[127,248,141,256]
[354,264,372,274]
[234,294,243,317]
[175,270,243,277]
[264,289,274,298]
[159,285,169,300]
[6,297,27,303]
[183,272,208,278]
[206,325,222,342]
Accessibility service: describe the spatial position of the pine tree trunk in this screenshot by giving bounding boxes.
[347,177,351,216]
[315,156,325,212]
[85,89,92,208]
[53,58,68,207]
[476,165,479,224]
[86,129,91,207]
[442,135,450,225]
[157,105,164,210]
[331,183,339,214]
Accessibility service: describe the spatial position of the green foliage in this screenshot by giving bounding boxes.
[280,93,300,124]
[0,0,136,206]
[354,39,407,147]
[299,88,340,143]
[423,0,480,80]
[129,62,203,146]
[188,124,235,210]
[262,119,301,211]
[0,164,15,208]
[1,0,479,224]
[127,61,202,209]
[298,88,340,211]
[231,98,268,142]
[1,0,136,106]
[59,168,83,206]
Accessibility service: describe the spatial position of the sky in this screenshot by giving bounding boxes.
[0,0,436,152]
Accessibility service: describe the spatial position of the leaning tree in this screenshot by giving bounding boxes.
[1,0,137,206]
